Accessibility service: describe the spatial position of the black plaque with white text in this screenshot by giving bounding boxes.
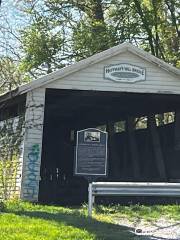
[74,128,108,179]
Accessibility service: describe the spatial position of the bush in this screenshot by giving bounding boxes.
[0,157,20,200]
[0,201,5,212]
[3,199,25,212]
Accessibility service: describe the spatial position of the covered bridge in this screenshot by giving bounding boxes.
[0,43,180,204]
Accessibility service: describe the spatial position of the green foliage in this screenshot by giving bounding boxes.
[0,157,20,200]
[72,20,118,60]
[0,58,30,94]
[20,15,65,75]
[0,201,5,212]
[1,0,179,81]
[1,0,175,79]
[0,116,24,161]
[0,116,24,200]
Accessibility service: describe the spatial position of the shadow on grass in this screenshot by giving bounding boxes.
[8,208,164,240]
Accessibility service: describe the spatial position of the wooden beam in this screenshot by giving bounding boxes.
[126,117,140,179]
[107,122,120,179]
[148,115,167,181]
[174,111,180,150]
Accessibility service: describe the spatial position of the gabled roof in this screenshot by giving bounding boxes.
[1,42,180,103]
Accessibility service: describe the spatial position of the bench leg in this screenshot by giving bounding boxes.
[92,195,95,204]
[88,183,93,217]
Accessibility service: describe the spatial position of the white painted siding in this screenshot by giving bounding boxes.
[20,88,45,202]
[45,51,180,95]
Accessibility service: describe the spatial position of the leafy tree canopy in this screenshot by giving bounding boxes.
[1,0,180,81]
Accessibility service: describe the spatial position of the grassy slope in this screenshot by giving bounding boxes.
[0,201,134,240]
[1,201,180,240]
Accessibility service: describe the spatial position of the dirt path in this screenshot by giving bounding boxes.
[114,217,180,239]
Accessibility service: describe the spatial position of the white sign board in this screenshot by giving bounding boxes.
[104,63,146,83]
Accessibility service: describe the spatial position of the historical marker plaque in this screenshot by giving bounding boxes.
[74,128,108,178]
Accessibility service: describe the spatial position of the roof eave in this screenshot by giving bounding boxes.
[0,43,179,103]
[18,43,129,94]
[128,45,180,76]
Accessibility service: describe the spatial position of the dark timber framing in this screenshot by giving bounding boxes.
[148,115,167,181]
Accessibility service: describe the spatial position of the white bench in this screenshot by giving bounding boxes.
[88,182,180,216]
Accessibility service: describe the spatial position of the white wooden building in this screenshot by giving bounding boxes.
[0,43,180,203]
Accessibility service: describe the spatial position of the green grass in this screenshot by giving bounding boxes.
[0,200,134,240]
[94,203,180,222]
[1,200,180,240]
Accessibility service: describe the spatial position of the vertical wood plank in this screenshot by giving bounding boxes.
[126,117,140,179]
[107,122,119,179]
[148,115,167,181]
[174,111,180,150]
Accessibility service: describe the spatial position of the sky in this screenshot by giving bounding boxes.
[0,0,28,58]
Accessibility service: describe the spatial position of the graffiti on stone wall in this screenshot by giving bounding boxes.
[24,144,40,199]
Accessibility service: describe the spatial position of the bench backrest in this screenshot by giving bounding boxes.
[88,182,180,216]
[91,182,180,197]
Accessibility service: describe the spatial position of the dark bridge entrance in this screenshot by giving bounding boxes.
[39,89,180,204]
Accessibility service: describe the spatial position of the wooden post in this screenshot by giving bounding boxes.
[21,89,46,202]
[126,117,140,179]
[174,111,180,150]
[148,115,167,181]
[88,183,93,217]
[107,122,120,179]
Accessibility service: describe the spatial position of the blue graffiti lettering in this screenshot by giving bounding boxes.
[24,144,40,199]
